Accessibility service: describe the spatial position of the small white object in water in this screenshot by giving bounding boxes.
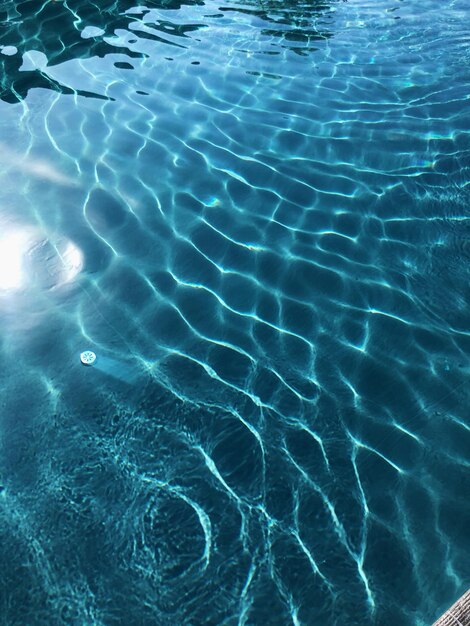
[20,50,48,72]
[1,46,18,56]
[81,26,105,39]
[80,351,97,366]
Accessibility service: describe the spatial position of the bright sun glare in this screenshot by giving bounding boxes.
[0,231,28,290]
[0,229,83,292]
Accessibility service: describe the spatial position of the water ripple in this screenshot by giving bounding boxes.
[0,0,469,624]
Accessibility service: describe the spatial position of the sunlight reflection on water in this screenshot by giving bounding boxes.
[0,227,83,293]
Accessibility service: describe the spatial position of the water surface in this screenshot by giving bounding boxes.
[0,0,469,624]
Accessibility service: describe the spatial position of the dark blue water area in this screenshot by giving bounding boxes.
[0,0,469,624]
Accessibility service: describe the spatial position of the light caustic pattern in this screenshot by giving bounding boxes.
[0,0,469,624]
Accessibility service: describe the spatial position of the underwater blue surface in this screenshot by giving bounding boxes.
[0,0,469,624]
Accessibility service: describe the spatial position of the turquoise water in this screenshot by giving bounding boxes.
[0,0,469,624]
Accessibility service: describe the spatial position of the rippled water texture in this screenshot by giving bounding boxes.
[0,0,469,624]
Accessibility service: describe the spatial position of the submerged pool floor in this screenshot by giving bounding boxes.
[0,0,469,624]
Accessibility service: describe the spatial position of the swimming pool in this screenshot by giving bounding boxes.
[0,0,469,624]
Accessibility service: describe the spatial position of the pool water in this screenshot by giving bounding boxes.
[0,1,469,624]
